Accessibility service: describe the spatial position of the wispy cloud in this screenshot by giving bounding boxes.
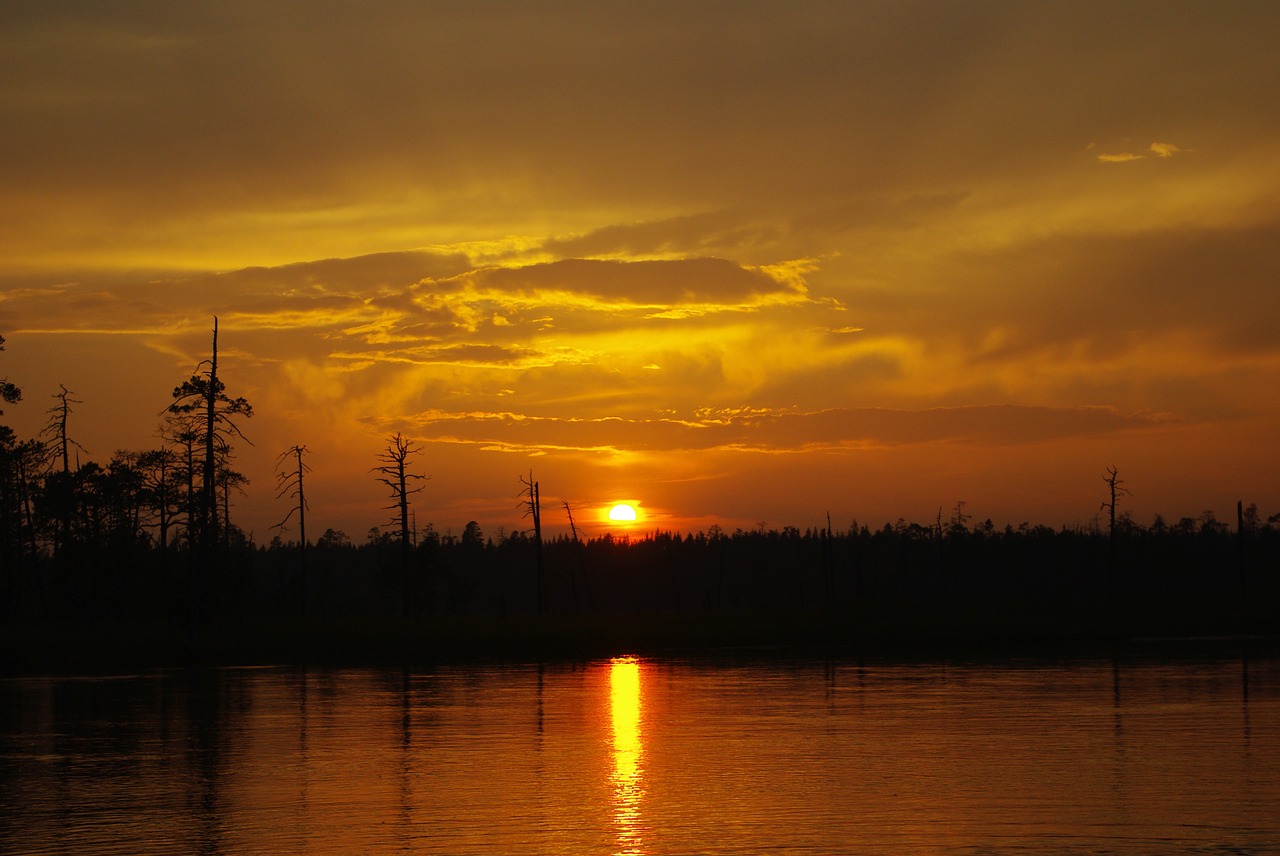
[385,404,1172,456]
[1096,141,1191,163]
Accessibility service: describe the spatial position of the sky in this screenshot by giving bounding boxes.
[2,0,1279,541]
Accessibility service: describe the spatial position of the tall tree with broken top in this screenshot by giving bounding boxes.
[168,317,253,555]
[520,471,544,615]
[273,444,311,614]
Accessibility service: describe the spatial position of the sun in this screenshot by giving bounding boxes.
[608,503,638,522]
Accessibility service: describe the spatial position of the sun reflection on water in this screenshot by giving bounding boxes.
[609,656,644,855]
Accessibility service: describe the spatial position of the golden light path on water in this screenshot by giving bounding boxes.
[609,656,645,855]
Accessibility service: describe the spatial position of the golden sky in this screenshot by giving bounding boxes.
[2,1,1279,539]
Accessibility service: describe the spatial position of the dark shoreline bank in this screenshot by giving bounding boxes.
[4,602,1277,674]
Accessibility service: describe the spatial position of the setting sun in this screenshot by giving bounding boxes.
[608,503,638,522]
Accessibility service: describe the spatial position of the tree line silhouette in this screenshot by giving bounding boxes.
[1,322,1278,656]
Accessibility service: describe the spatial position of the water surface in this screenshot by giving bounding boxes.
[2,654,1277,854]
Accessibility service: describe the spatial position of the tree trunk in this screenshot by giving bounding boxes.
[203,318,219,551]
[533,480,543,616]
[399,459,411,619]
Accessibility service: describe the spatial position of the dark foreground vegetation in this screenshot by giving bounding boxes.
[2,514,1278,672]
[2,323,1278,670]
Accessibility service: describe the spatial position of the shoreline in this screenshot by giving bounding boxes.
[4,605,1277,674]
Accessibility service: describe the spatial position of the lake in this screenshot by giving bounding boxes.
[2,652,1278,854]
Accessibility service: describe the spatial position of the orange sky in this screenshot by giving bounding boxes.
[2,2,1279,541]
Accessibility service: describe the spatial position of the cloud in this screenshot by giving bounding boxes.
[540,212,781,261]
[5,3,1271,275]
[1096,141,1190,163]
[335,343,543,369]
[392,404,1170,456]
[14,251,838,432]
[790,192,971,236]
[0,249,471,332]
[943,221,1280,354]
[469,258,802,307]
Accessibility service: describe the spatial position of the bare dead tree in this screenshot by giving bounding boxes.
[273,445,310,539]
[373,434,427,619]
[562,500,584,613]
[1101,465,1132,582]
[520,471,543,615]
[273,444,311,614]
[43,384,86,476]
[1101,466,1131,540]
[948,500,971,536]
[41,385,87,553]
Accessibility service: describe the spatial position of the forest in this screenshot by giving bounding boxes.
[2,324,1278,666]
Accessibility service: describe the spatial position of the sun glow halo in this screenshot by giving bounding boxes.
[608,503,638,522]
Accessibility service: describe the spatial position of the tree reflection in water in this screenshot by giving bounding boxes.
[609,656,644,855]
